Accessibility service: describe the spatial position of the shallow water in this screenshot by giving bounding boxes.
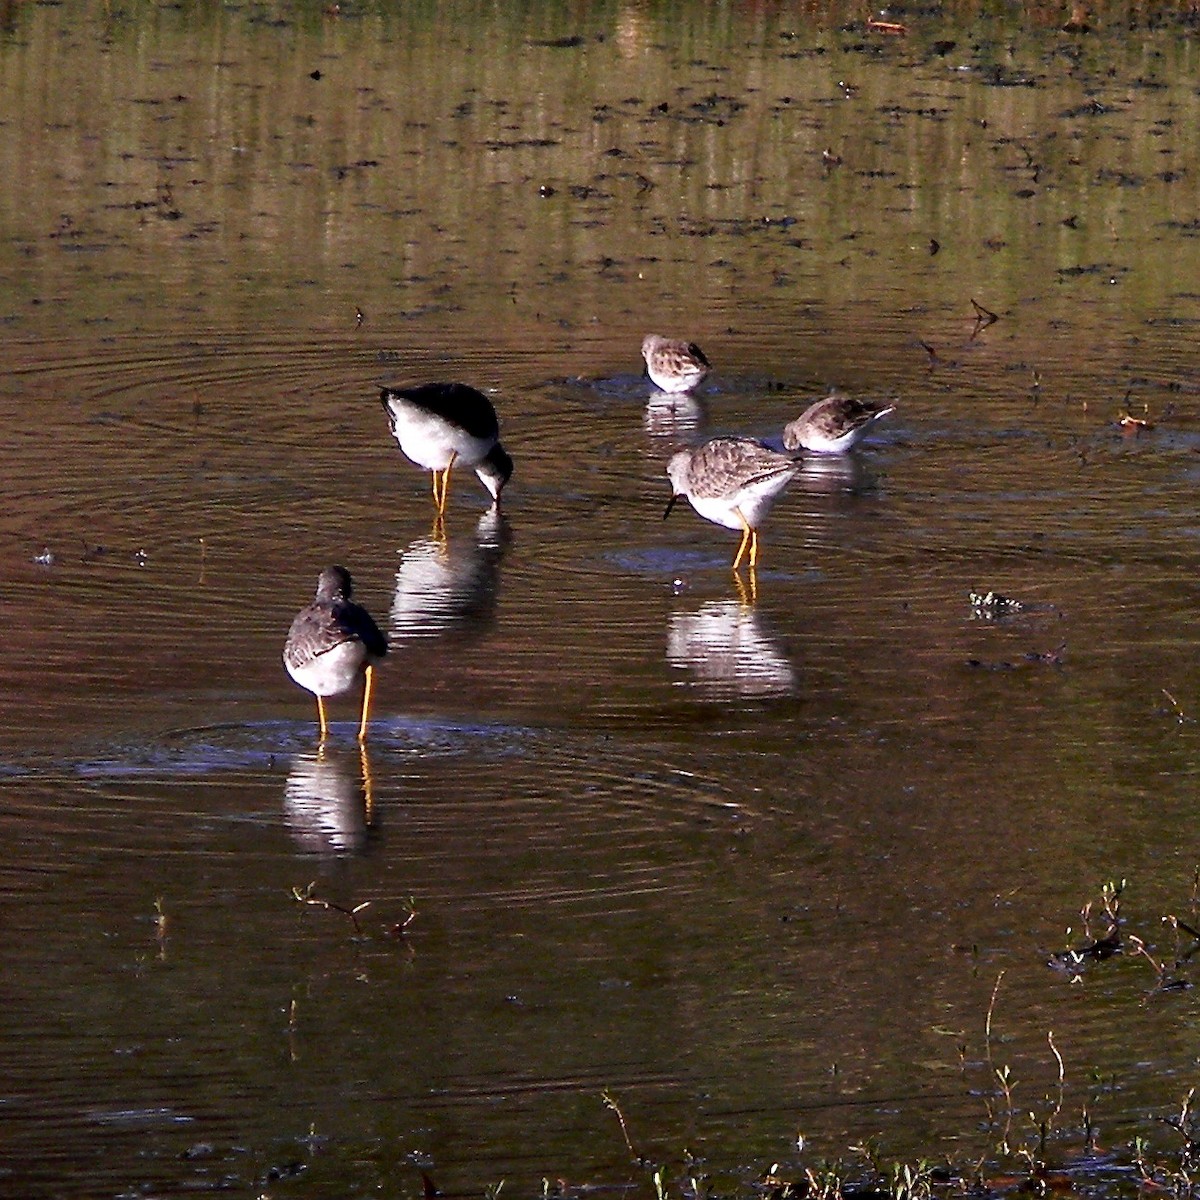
[5,2,1200,1197]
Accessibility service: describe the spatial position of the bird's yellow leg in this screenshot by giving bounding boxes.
[357,664,375,743]
[316,694,328,741]
[437,451,459,515]
[748,529,760,568]
[731,510,752,571]
[433,461,456,513]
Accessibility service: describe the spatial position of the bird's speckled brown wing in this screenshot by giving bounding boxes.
[284,600,387,673]
[685,436,798,498]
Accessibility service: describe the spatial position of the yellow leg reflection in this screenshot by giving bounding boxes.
[732,566,758,607]
[429,511,448,547]
[359,741,375,827]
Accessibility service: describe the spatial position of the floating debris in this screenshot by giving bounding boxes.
[970,296,999,332]
[1049,933,1121,972]
[1025,643,1066,666]
[32,547,56,567]
[969,590,1024,615]
[1119,412,1154,434]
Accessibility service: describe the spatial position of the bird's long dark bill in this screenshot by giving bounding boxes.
[663,493,681,521]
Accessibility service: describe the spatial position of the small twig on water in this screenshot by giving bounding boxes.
[1162,688,1188,724]
[1173,1088,1196,1136]
[287,998,300,1062]
[1128,934,1190,998]
[154,896,168,958]
[1163,914,1200,965]
[1048,1030,1065,1088]
[970,297,999,327]
[984,971,1015,1147]
[985,970,1005,1066]
[1166,915,1200,943]
[995,1064,1015,1115]
[1047,1030,1066,1122]
[291,881,371,934]
[1128,934,1164,978]
[385,896,419,938]
[1101,878,1125,928]
[1118,387,1154,433]
[601,1090,638,1160]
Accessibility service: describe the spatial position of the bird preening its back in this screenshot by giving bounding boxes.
[284,565,387,742]
[380,382,513,513]
[782,393,896,454]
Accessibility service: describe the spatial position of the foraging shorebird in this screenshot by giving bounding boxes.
[641,334,711,394]
[782,393,895,454]
[664,436,801,571]
[380,382,513,513]
[284,566,387,742]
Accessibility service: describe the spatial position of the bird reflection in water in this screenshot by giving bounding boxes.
[796,451,875,497]
[390,506,510,644]
[282,742,377,857]
[667,597,795,699]
[643,391,706,439]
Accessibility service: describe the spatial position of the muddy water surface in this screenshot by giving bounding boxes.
[4,2,1200,1197]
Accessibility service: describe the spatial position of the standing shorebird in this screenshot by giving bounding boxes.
[641,334,711,394]
[380,382,513,514]
[782,393,895,454]
[664,436,801,571]
[284,566,388,742]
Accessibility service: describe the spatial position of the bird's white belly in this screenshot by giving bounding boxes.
[649,364,704,393]
[390,407,491,471]
[688,493,745,531]
[285,641,366,698]
[802,427,860,454]
[691,477,790,530]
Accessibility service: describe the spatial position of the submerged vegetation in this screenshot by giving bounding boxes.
[278,875,1200,1200]
[576,877,1200,1200]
